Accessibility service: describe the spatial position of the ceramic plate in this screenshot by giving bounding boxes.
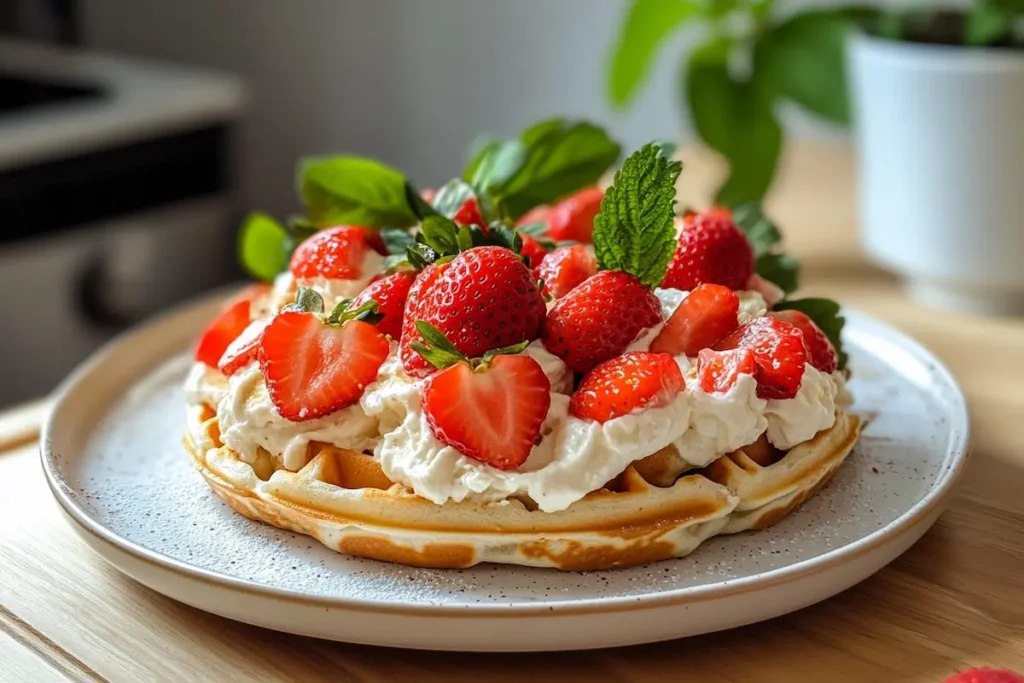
[41,295,969,651]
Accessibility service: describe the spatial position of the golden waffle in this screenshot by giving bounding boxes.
[184,404,861,570]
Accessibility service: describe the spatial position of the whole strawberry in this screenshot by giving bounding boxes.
[543,271,662,373]
[290,225,371,280]
[399,263,446,376]
[519,233,550,270]
[350,270,416,340]
[661,213,754,291]
[536,244,597,299]
[400,246,546,377]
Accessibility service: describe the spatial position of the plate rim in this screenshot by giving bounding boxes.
[40,299,971,618]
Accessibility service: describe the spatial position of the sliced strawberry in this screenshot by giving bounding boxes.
[259,312,390,421]
[542,271,662,374]
[650,283,739,357]
[546,186,604,243]
[697,347,756,394]
[453,197,487,231]
[769,309,838,373]
[715,317,807,400]
[519,234,550,270]
[195,299,252,368]
[422,354,551,470]
[350,270,416,340]
[289,225,368,280]
[218,317,271,376]
[535,245,597,299]
[661,213,754,291]
[570,352,683,423]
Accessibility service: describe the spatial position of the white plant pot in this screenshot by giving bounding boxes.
[849,33,1024,315]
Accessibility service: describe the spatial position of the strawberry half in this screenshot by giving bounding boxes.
[195,298,252,369]
[715,317,807,400]
[259,311,390,421]
[546,186,604,243]
[542,271,663,374]
[769,309,838,373]
[423,353,551,470]
[570,352,683,423]
[350,270,416,340]
[399,247,546,377]
[661,213,754,291]
[290,225,369,280]
[650,283,739,357]
[697,347,756,394]
[536,244,597,299]
[218,317,271,376]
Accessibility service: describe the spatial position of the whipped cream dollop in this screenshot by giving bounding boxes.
[765,365,839,449]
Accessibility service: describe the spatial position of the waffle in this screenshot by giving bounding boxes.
[184,403,861,571]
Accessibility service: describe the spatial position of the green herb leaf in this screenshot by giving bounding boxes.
[298,156,421,228]
[606,0,704,107]
[411,321,468,370]
[419,215,461,256]
[465,140,528,198]
[432,178,477,220]
[238,212,289,282]
[685,39,783,206]
[494,120,621,220]
[283,287,325,315]
[753,11,853,125]
[592,143,682,288]
[732,202,781,258]
[756,253,801,294]
[380,228,415,256]
[773,297,847,370]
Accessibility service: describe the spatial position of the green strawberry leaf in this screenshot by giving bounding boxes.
[298,156,423,228]
[592,143,682,288]
[238,212,289,282]
[406,243,439,270]
[283,286,326,315]
[481,340,531,363]
[756,253,801,294]
[731,202,781,258]
[326,299,383,326]
[432,178,477,220]
[419,215,461,257]
[411,321,467,370]
[773,297,848,371]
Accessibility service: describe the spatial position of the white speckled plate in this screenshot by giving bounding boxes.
[41,295,969,652]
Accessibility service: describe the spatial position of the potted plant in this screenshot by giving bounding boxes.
[607,1,1024,314]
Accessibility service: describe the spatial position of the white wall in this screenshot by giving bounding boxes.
[84,0,841,216]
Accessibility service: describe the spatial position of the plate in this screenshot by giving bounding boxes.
[41,295,969,652]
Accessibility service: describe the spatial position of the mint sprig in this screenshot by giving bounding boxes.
[591,143,681,288]
[732,202,801,295]
[412,321,529,371]
[774,297,848,371]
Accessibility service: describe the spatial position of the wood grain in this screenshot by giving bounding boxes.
[2,141,1023,681]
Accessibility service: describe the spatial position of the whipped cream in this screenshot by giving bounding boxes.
[215,362,379,471]
[675,371,768,468]
[765,365,838,449]
[184,362,229,408]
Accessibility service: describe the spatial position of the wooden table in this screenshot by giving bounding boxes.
[2,142,1023,682]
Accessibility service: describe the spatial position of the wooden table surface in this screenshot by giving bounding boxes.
[2,142,1023,682]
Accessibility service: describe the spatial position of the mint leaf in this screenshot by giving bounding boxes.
[466,140,527,195]
[773,298,847,370]
[732,202,781,258]
[495,120,621,220]
[756,253,800,294]
[298,156,421,228]
[238,212,289,282]
[592,143,681,288]
[432,178,477,220]
[380,227,415,256]
[607,0,704,107]
[753,11,853,125]
[686,39,782,206]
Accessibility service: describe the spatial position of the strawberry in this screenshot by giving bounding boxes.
[535,245,597,299]
[195,299,252,369]
[546,186,604,243]
[519,234,550,270]
[569,352,683,423]
[399,247,545,377]
[423,353,551,470]
[517,205,551,229]
[218,317,271,376]
[697,347,756,394]
[350,270,416,340]
[942,669,1024,683]
[705,205,732,220]
[290,225,368,280]
[715,317,806,400]
[399,263,447,377]
[650,283,739,357]
[661,213,754,291]
[542,271,662,374]
[769,309,838,373]
[259,311,390,421]
[453,197,486,231]
[362,230,388,256]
